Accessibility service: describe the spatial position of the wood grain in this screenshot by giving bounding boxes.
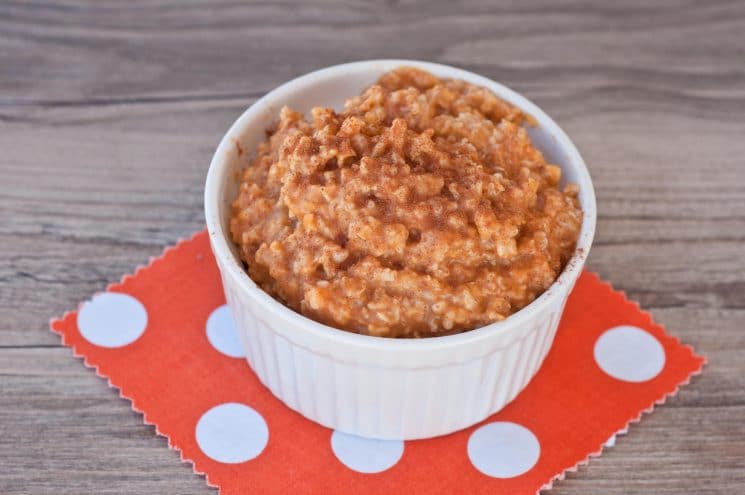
[1,0,744,493]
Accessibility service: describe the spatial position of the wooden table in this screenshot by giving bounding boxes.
[2,1,744,493]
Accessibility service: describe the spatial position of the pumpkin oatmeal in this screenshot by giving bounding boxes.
[230,67,582,337]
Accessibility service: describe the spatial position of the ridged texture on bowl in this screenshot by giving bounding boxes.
[219,264,569,440]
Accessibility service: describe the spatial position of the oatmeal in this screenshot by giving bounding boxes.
[230,67,583,337]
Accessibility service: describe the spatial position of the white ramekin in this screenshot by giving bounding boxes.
[205,60,596,440]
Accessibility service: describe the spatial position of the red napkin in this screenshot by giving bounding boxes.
[51,230,704,494]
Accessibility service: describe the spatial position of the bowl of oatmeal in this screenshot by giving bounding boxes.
[205,60,596,440]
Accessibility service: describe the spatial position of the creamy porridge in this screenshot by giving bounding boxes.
[230,67,582,337]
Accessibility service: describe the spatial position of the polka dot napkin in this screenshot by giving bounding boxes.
[51,230,704,494]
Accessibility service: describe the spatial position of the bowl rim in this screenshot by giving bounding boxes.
[205,59,596,352]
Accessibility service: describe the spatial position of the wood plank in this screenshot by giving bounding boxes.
[3,103,744,340]
[1,1,744,106]
[0,345,741,494]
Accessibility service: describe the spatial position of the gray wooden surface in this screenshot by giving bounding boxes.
[2,1,744,493]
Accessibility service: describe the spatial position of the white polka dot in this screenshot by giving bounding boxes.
[468,422,540,478]
[206,305,245,358]
[331,431,404,473]
[594,325,665,382]
[196,403,268,464]
[77,292,147,348]
[605,435,617,448]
